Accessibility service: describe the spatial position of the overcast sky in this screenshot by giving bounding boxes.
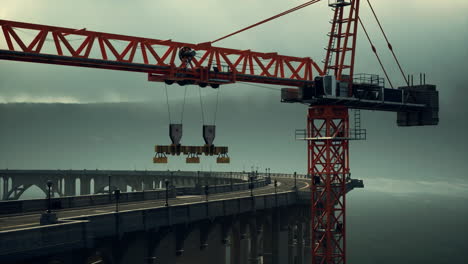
[0,0,467,195]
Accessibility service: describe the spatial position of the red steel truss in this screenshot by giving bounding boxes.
[0,19,322,87]
[308,105,349,264]
[324,0,360,96]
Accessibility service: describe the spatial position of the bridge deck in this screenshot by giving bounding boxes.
[0,178,308,232]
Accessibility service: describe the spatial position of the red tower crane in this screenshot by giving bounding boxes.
[0,0,438,263]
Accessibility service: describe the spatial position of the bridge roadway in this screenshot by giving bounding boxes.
[0,177,308,232]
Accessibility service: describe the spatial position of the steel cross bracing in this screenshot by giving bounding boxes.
[324,0,361,95]
[308,105,349,264]
[0,19,322,88]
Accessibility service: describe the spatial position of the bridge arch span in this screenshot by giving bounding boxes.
[5,184,46,200]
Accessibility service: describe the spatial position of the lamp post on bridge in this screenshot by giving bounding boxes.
[40,180,58,225]
[165,179,170,207]
[114,189,121,212]
[108,174,112,197]
[230,171,233,191]
[46,180,52,213]
[294,171,297,190]
[249,173,254,197]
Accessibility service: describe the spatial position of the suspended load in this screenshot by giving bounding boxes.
[154,125,229,164]
[202,125,230,164]
[154,124,183,163]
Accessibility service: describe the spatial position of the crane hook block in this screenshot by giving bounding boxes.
[169,124,183,145]
[203,125,216,146]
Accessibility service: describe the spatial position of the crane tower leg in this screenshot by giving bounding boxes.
[308,105,349,264]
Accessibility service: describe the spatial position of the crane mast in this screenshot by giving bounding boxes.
[309,1,359,263]
[0,1,438,263]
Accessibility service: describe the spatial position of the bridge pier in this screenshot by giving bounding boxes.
[2,176,9,200]
[81,176,91,195]
[117,232,149,264]
[296,222,304,264]
[154,230,177,263]
[65,177,76,196]
[303,220,312,264]
[248,217,260,264]
[278,211,290,264]
[288,225,295,264]
[230,221,241,264]
[262,214,274,264]
[240,218,251,264]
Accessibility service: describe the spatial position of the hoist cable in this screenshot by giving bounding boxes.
[164,83,172,123]
[198,87,205,125]
[213,88,221,126]
[366,0,409,86]
[180,86,188,124]
[358,17,394,89]
[211,0,321,44]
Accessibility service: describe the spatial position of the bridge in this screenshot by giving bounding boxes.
[0,170,363,264]
[0,170,251,200]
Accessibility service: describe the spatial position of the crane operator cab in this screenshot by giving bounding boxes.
[328,0,351,7]
[281,73,439,127]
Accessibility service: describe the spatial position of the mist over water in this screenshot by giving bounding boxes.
[348,190,468,263]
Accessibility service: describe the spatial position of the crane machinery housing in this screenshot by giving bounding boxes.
[0,0,439,263]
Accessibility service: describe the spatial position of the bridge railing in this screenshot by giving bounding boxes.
[0,175,271,215]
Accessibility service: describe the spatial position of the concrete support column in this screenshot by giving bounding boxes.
[175,224,190,256]
[155,231,176,263]
[143,178,152,190]
[262,216,274,264]
[249,217,261,264]
[2,177,9,200]
[118,233,147,264]
[202,224,226,264]
[296,223,304,264]
[277,212,289,264]
[51,178,61,197]
[64,177,76,196]
[81,177,91,195]
[288,225,295,264]
[240,220,250,264]
[303,220,312,264]
[240,236,250,264]
[146,228,170,264]
[231,223,241,264]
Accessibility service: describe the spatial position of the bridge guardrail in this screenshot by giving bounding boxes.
[0,175,271,215]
